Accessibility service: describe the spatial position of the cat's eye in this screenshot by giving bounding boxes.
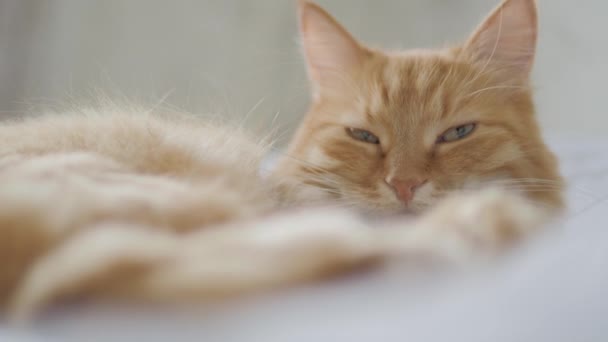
[347,128,380,145]
[437,123,477,143]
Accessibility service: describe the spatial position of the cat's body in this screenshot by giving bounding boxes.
[0,109,279,312]
[1,0,563,321]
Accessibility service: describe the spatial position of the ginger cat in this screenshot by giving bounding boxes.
[1,0,562,321]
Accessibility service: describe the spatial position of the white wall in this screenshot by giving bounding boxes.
[0,0,605,143]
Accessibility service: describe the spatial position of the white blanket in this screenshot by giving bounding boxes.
[3,137,608,342]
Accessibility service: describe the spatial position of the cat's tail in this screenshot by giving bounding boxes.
[7,188,550,323]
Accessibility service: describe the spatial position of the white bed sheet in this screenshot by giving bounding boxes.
[3,137,608,342]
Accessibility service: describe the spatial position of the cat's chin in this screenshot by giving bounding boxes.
[345,200,427,219]
[404,205,431,215]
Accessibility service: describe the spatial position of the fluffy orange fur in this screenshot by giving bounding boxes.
[0,0,563,321]
[276,0,563,212]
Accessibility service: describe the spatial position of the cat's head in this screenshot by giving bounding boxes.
[276,0,563,213]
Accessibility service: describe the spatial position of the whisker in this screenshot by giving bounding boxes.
[465,85,528,97]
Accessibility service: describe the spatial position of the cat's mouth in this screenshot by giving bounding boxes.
[293,176,441,215]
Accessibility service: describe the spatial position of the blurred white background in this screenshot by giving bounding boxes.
[0,0,605,144]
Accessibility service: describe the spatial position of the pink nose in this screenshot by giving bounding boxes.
[388,178,427,203]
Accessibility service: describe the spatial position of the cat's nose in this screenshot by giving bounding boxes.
[387,178,427,203]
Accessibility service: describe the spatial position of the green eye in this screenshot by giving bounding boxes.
[438,123,477,143]
[347,128,380,144]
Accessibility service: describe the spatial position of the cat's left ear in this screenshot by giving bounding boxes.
[298,1,368,99]
[463,0,538,81]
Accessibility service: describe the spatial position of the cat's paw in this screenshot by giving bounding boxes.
[387,189,551,262]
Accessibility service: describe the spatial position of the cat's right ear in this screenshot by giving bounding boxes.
[298,1,367,99]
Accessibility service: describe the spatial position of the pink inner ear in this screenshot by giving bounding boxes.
[299,2,365,89]
[464,0,538,78]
